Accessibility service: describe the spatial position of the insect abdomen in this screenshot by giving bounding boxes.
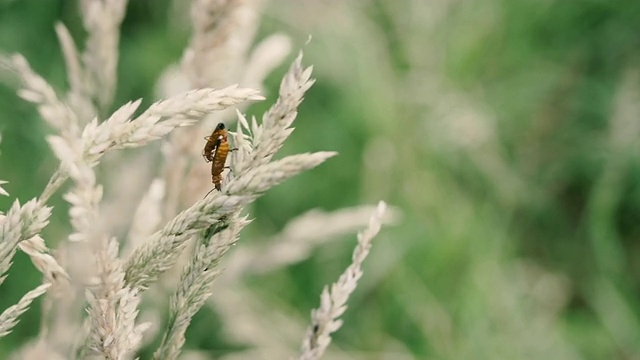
[211,141,229,191]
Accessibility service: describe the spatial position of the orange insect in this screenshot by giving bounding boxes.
[202,122,230,192]
[202,122,226,162]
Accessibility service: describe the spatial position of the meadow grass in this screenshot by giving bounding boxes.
[1,0,640,359]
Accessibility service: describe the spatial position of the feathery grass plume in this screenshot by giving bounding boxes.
[53,0,128,118]
[161,0,289,213]
[124,53,335,291]
[81,86,263,162]
[47,134,103,243]
[153,4,259,211]
[298,201,387,360]
[34,85,262,207]
[54,23,84,104]
[0,283,51,338]
[79,0,128,111]
[226,152,337,194]
[18,235,69,284]
[54,22,97,123]
[40,167,69,205]
[154,213,250,360]
[184,0,264,88]
[3,51,261,160]
[0,199,52,285]
[4,51,231,207]
[38,242,88,359]
[85,236,150,359]
[46,92,155,357]
[34,86,260,214]
[124,192,248,290]
[0,202,56,346]
[124,150,335,291]
[46,91,144,356]
[233,52,314,175]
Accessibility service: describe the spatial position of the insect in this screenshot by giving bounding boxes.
[202,122,230,192]
[202,122,227,163]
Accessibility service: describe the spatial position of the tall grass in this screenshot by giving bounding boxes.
[0,1,390,359]
[1,0,640,359]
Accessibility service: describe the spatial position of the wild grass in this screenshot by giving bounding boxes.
[0,1,391,359]
[2,0,640,359]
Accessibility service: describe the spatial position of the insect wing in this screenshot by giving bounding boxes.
[202,135,222,162]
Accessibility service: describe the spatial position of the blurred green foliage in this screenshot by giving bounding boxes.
[2,0,640,359]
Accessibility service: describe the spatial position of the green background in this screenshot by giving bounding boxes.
[1,0,640,358]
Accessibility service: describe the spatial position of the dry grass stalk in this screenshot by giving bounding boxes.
[79,0,128,111]
[85,237,150,359]
[124,53,335,293]
[154,213,249,360]
[0,199,52,285]
[184,0,264,88]
[0,2,392,359]
[298,201,388,360]
[0,284,51,338]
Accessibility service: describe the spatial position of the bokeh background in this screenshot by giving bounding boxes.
[2,0,640,359]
